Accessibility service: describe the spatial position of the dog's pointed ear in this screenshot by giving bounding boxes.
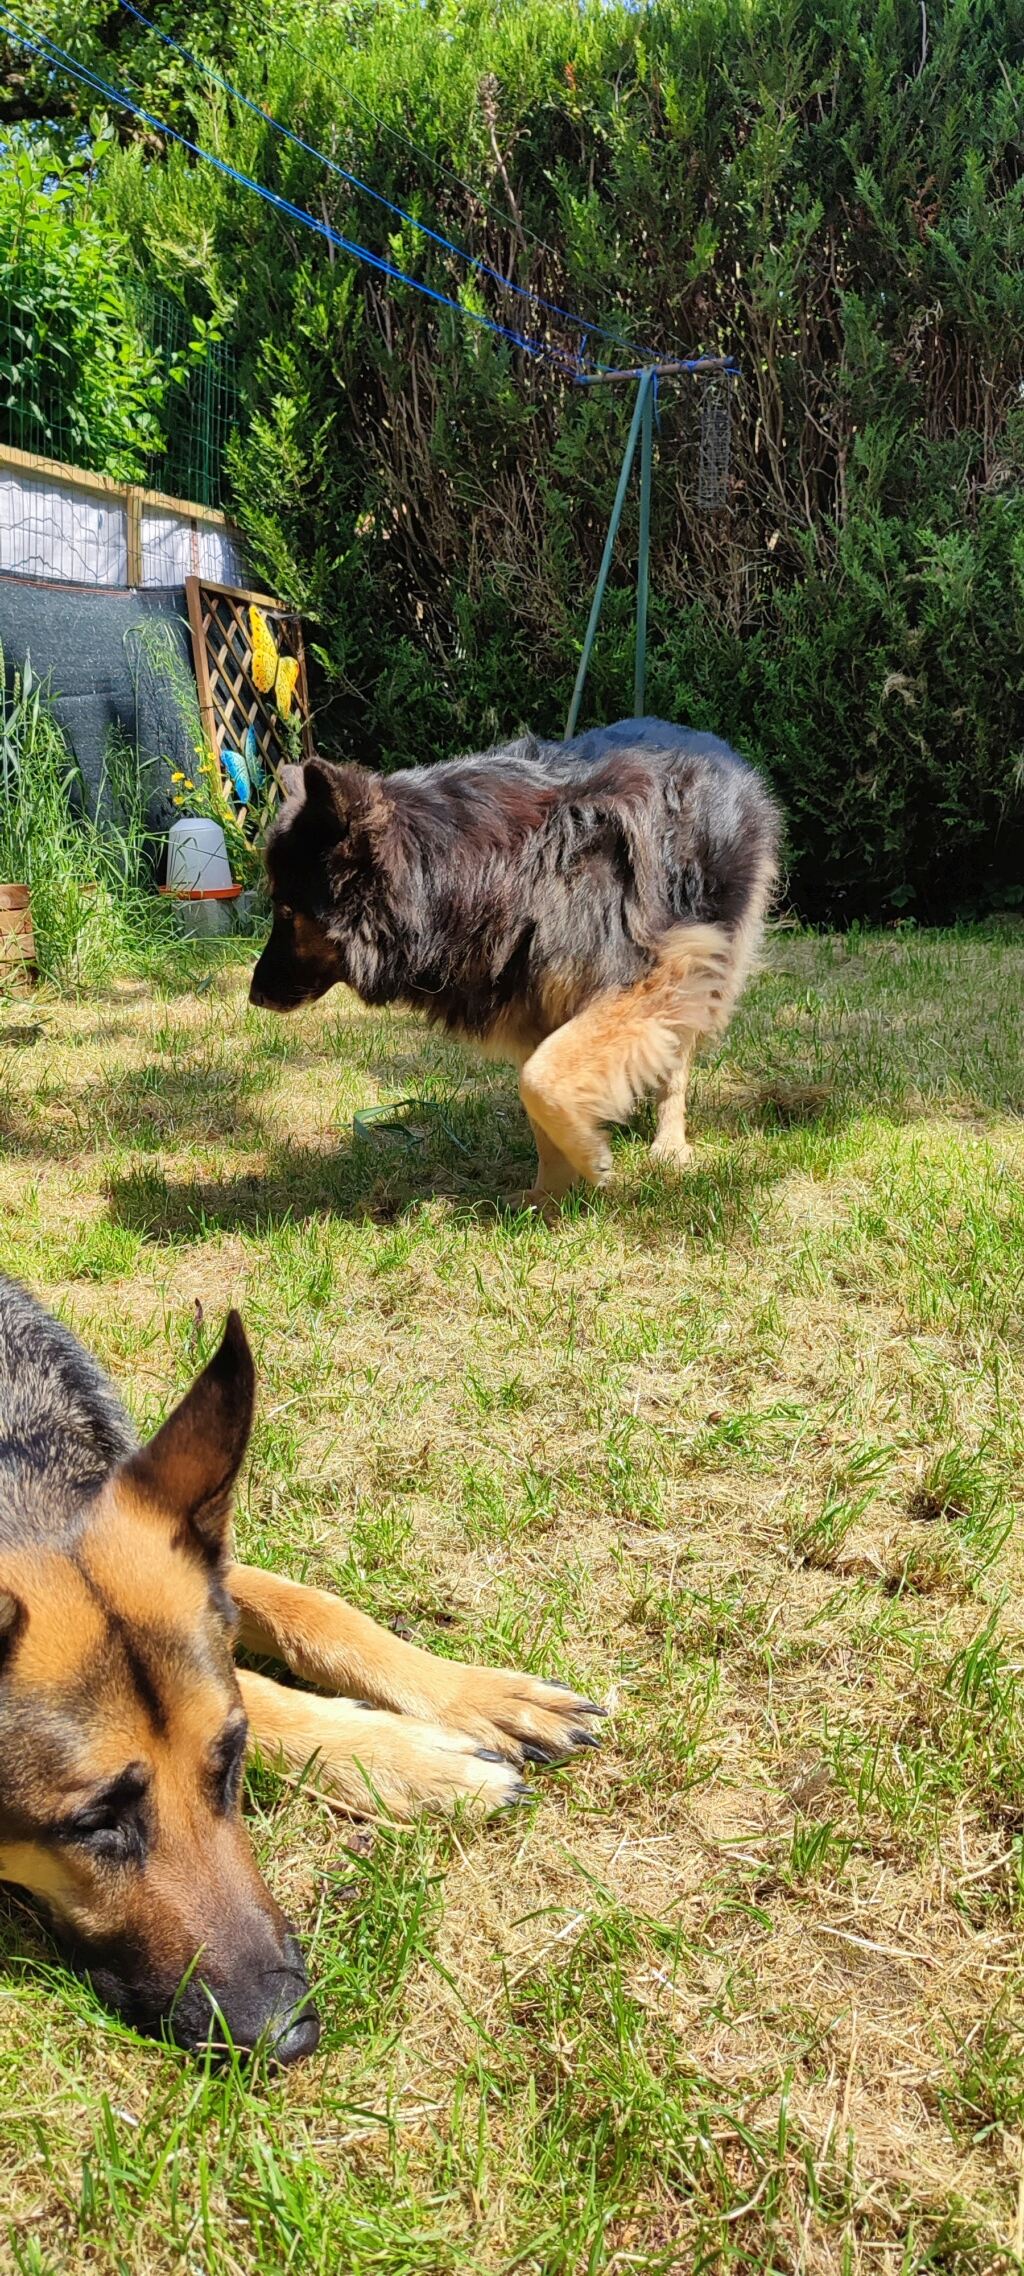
[119,1311,256,1558]
[302,757,348,827]
[0,1588,25,1679]
[302,759,388,846]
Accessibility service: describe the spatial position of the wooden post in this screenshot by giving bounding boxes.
[185,575,218,759]
[125,486,143,588]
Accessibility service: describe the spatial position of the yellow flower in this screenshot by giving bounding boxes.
[170,770,185,782]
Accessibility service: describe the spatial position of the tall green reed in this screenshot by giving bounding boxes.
[0,648,173,985]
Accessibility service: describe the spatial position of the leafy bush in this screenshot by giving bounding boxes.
[0,135,172,481]
[23,0,1024,916]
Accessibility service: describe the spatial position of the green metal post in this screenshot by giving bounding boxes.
[565,368,653,740]
[633,373,654,717]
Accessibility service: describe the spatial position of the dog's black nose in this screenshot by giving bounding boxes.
[272,2005,321,2067]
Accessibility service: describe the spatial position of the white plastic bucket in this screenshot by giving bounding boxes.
[166,818,233,895]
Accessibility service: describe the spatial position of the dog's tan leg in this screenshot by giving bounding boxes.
[237,1669,526,1816]
[519,925,732,1190]
[650,1031,698,1168]
[507,1114,578,1210]
[519,994,667,1187]
[229,1564,603,1766]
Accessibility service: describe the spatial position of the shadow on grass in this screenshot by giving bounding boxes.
[104,1109,813,1249]
[0,1062,268,1164]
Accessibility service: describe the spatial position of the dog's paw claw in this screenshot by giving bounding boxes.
[444,1670,607,1774]
[542,1680,605,1714]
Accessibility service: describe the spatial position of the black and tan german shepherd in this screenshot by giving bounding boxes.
[250,718,780,1205]
[0,1276,600,2060]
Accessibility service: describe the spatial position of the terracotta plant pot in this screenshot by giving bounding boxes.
[0,885,36,994]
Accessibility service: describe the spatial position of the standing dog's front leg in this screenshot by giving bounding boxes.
[228,1564,603,1767]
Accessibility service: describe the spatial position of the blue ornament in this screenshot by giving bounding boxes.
[244,725,264,788]
[221,747,251,804]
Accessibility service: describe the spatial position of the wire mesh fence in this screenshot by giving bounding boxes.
[697,371,734,513]
[137,287,240,507]
[0,279,239,508]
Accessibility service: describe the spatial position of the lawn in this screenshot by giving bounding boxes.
[1,924,1023,2274]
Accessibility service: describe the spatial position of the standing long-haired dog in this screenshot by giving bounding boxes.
[250,718,780,1202]
[0,1276,600,2059]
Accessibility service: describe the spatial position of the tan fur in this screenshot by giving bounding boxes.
[519,921,735,1190]
[650,1031,699,1167]
[228,1563,600,1814]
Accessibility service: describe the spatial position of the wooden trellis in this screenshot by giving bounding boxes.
[185,576,314,804]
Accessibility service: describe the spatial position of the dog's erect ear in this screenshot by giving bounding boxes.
[302,758,387,847]
[0,1589,25,1679]
[119,1311,256,1558]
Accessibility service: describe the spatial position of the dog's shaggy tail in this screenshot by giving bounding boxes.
[652,919,738,1037]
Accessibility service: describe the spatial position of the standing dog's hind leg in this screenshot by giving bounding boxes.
[519,1003,635,1190]
[509,1114,579,1210]
[650,1030,699,1168]
[519,926,731,1193]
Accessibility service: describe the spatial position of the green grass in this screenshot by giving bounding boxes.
[2,925,1024,2272]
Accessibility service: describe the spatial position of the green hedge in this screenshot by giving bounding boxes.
[32,0,1024,919]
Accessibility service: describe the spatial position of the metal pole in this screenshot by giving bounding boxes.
[633,374,654,717]
[565,368,653,740]
[576,356,737,386]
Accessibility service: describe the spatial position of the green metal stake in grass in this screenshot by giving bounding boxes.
[565,368,655,740]
[634,372,654,720]
[565,355,736,739]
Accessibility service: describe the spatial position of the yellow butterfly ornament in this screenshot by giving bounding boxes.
[275,656,299,718]
[248,606,301,719]
[248,604,278,692]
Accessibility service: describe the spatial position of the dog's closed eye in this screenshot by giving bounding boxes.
[210,1715,248,1814]
[60,1766,150,1861]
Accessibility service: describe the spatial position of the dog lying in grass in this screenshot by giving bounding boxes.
[0,1277,601,2060]
[249,717,780,1205]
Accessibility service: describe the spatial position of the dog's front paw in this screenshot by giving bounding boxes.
[648,1133,693,1169]
[437,1666,606,1768]
[254,1689,531,1818]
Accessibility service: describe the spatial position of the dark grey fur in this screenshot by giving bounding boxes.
[251,716,782,1039]
[0,1274,136,1549]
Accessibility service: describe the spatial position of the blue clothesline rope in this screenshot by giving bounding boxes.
[116,0,657,371]
[3,9,738,387]
[0,12,582,370]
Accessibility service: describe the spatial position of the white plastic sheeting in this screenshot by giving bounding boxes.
[140,510,247,588]
[0,466,128,584]
[0,462,245,589]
